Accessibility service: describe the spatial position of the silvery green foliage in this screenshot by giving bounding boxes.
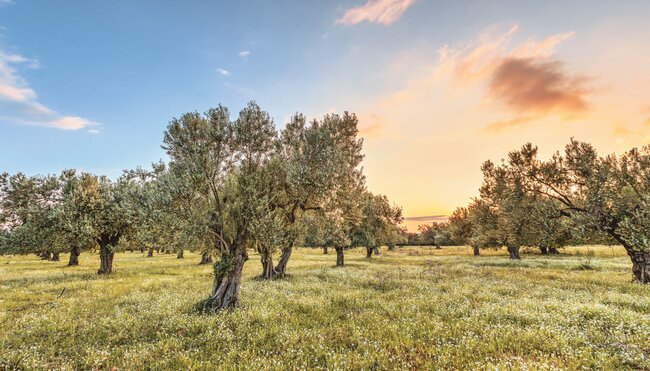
[350,192,403,249]
[495,140,650,281]
[448,206,472,245]
[478,159,538,251]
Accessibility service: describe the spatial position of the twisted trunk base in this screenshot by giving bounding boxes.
[260,250,275,279]
[177,249,184,259]
[68,246,80,266]
[274,245,292,277]
[323,246,328,254]
[335,246,345,267]
[629,251,650,284]
[199,252,212,265]
[549,247,560,254]
[507,245,521,260]
[98,243,114,274]
[540,246,548,255]
[373,246,380,255]
[50,252,60,261]
[147,248,154,257]
[205,253,247,312]
[366,246,373,258]
[473,246,480,256]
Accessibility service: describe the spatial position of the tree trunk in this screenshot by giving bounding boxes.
[98,241,114,274]
[68,246,80,266]
[473,246,480,256]
[335,246,345,267]
[205,248,248,312]
[373,246,380,255]
[147,247,154,257]
[540,246,548,255]
[435,243,441,250]
[507,245,521,260]
[323,246,328,254]
[41,251,51,260]
[366,246,373,258]
[549,247,560,254]
[629,251,650,284]
[260,249,275,280]
[274,243,293,277]
[177,249,184,259]
[388,244,395,251]
[199,252,213,265]
[50,252,60,261]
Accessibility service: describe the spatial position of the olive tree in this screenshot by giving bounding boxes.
[448,206,476,254]
[262,112,365,278]
[351,192,403,258]
[508,140,650,282]
[162,102,277,311]
[480,159,541,259]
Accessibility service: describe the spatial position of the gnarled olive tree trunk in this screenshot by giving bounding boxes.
[98,243,114,274]
[323,246,328,254]
[147,247,154,257]
[50,252,60,261]
[507,245,521,260]
[40,251,52,260]
[629,251,650,284]
[335,246,345,267]
[472,246,480,256]
[97,234,119,274]
[549,247,560,254]
[366,246,373,258]
[373,246,380,255]
[68,246,80,266]
[540,246,548,255]
[177,249,184,259]
[260,248,275,279]
[205,248,248,312]
[199,252,212,265]
[274,242,294,277]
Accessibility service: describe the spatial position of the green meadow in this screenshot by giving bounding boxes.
[1,246,649,370]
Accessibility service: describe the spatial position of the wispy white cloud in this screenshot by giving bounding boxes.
[337,0,417,26]
[0,0,14,7]
[238,50,250,58]
[0,47,98,130]
[216,68,231,76]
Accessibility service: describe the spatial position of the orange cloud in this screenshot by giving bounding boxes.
[337,0,417,26]
[489,57,590,115]
[484,116,538,133]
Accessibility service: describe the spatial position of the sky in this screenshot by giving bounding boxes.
[1,0,649,231]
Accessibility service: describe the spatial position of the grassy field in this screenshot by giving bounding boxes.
[1,246,649,370]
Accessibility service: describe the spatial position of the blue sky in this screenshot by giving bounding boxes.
[1,1,649,225]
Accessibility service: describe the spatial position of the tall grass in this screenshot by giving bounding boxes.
[0,246,648,369]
